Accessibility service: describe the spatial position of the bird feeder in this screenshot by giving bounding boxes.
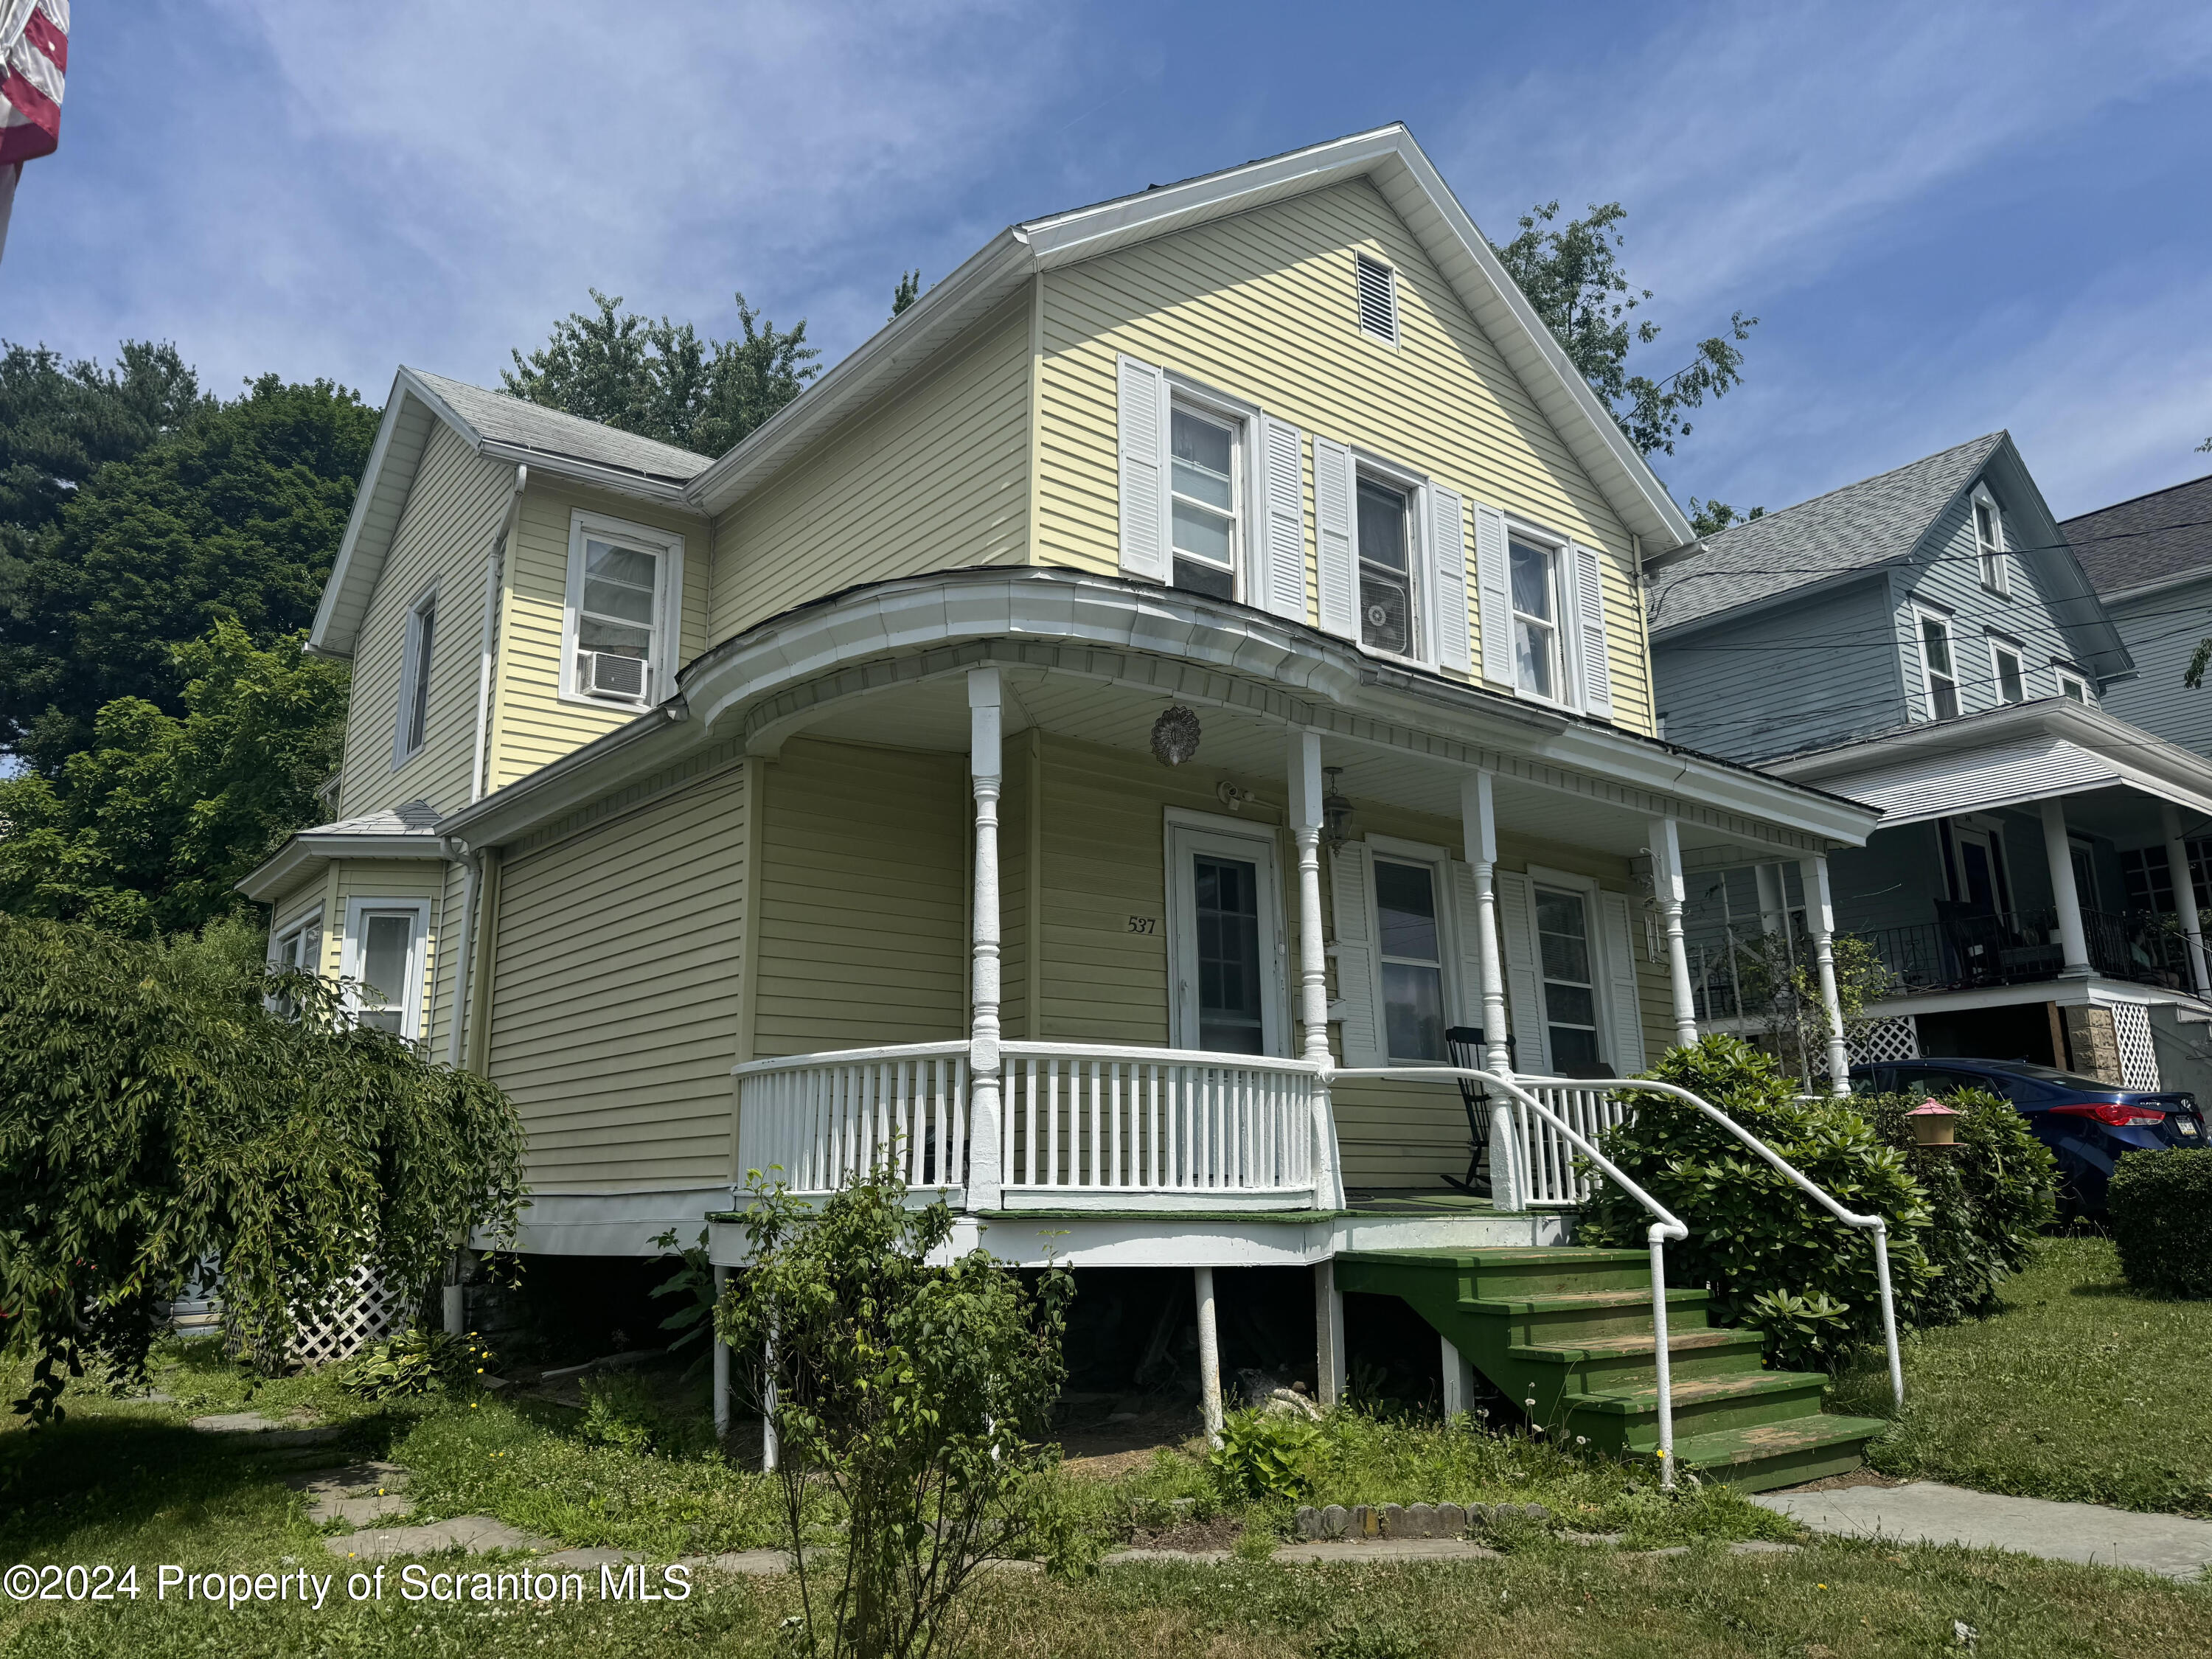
[1907,1099,1960,1147]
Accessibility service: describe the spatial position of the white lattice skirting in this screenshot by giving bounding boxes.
[288,1265,408,1368]
[2110,1001,2160,1091]
[1848,1016,1921,1067]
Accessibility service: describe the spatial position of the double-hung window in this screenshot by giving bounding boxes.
[1509,538,1562,699]
[1169,406,1240,601]
[2058,672,2090,703]
[393,588,437,764]
[1356,476,1415,656]
[1534,886,1601,1071]
[1919,613,1960,720]
[341,900,428,1040]
[563,511,682,707]
[1374,858,1447,1062]
[1992,641,2025,705]
[1974,492,2008,594]
[270,911,322,1019]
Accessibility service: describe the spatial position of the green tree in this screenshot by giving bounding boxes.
[0,339,207,539]
[1687,497,1764,537]
[891,269,921,319]
[0,374,378,763]
[1493,201,1756,457]
[717,1161,1077,1658]
[0,914,526,1422]
[0,621,348,935]
[503,288,819,458]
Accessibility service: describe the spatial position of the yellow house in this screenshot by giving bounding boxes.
[244,128,1885,1486]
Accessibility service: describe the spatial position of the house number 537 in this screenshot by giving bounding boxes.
[1127,916,1158,934]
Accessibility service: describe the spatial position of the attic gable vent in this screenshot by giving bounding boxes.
[1354,254,1398,345]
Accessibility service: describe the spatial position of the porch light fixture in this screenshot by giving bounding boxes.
[1907,1099,1960,1147]
[1321,767,1353,852]
[1150,705,1202,767]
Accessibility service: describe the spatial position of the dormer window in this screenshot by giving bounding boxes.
[1973,488,2008,594]
[562,510,684,708]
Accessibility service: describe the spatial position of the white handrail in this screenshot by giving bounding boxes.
[1336,1065,1690,1489]
[1570,1073,1905,1411]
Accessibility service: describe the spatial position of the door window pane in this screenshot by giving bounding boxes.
[1171,408,1239,599]
[1536,887,1601,1071]
[358,913,414,1034]
[1194,855,1265,1054]
[1357,479,1413,655]
[1375,858,1446,1062]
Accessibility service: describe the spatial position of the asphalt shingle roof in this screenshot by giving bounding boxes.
[1647,434,2005,635]
[310,801,443,837]
[408,369,712,487]
[2061,472,2212,597]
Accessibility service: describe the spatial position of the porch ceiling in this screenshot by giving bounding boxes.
[788,667,1790,865]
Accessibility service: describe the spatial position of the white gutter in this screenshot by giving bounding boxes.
[442,836,484,1068]
[471,465,525,804]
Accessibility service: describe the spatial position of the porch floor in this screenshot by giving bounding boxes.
[968,1189,1520,1224]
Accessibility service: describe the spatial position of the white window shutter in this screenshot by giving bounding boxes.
[1326,841,1384,1066]
[1597,890,1645,1074]
[1258,415,1307,622]
[1495,869,1548,1074]
[1116,355,1170,582]
[1472,501,1512,688]
[1571,544,1614,717]
[1449,860,1493,1040]
[1313,436,1357,641]
[1427,483,1470,674]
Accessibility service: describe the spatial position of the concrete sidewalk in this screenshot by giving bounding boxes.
[1753,1481,2212,1580]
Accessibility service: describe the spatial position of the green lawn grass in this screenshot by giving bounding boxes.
[1832,1235,2212,1515]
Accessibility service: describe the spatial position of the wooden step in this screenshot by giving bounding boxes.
[1667,1413,1892,1493]
[1565,1369,1832,1441]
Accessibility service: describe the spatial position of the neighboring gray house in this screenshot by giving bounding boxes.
[1649,436,2212,1094]
[2062,471,2212,760]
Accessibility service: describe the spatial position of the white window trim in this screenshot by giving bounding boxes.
[1912,605,1960,721]
[1349,448,1431,669]
[1523,865,1631,1074]
[1164,374,1260,605]
[1987,636,2025,706]
[1971,484,2008,597]
[339,897,431,1041]
[559,509,685,709]
[1161,807,1290,1057]
[1354,252,1399,347]
[2053,663,2092,703]
[1504,518,1574,709]
[268,905,324,970]
[1360,832,1463,1065]
[392,582,439,768]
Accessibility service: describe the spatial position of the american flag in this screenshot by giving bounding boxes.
[0,0,68,265]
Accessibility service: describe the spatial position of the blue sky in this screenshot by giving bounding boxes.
[7,0,2211,521]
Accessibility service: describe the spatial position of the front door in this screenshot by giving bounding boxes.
[1167,821,1288,1056]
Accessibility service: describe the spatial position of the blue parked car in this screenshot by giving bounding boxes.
[1848,1057,2204,1217]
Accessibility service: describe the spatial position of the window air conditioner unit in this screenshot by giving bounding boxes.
[579,650,649,701]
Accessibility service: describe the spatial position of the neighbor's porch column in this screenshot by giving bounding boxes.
[2163,804,2211,997]
[967,667,1006,1209]
[1798,855,1854,1097]
[2039,799,2094,975]
[1462,773,1520,1210]
[1289,730,1344,1210]
[1649,817,1699,1048]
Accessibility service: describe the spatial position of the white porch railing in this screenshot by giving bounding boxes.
[1514,1082,1636,1207]
[732,1042,971,1196]
[998,1042,1318,1204]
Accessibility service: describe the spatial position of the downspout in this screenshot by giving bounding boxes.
[441,836,484,1069]
[470,465,526,804]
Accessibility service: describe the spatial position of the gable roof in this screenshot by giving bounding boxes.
[2062,470,2212,600]
[680,124,1695,552]
[1647,434,2004,634]
[307,366,713,659]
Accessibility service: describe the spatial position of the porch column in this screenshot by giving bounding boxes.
[1194,1266,1225,1444]
[2039,799,2094,975]
[1798,855,1854,1097]
[967,668,1006,1208]
[1314,1258,1346,1408]
[1441,1336,1479,1419]
[1290,731,1344,1208]
[1753,863,1790,939]
[1650,817,1700,1048]
[1462,773,1520,1210]
[2163,804,2211,996]
[711,1265,730,1436]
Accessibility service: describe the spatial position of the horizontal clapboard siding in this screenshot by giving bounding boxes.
[1034,178,1655,733]
[486,479,712,795]
[488,763,748,1189]
[709,296,1032,642]
[2103,576,2212,753]
[337,422,512,818]
[751,740,969,1057]
[331,858,449,1047]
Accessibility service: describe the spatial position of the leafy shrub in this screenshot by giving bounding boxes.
[1856,1088,2056,1323]
[1207,1408,1323,1503]
[2109,1147,2212,1298]
[342,1326,496,1400]
[1579,1035,1935,1370]
[574,1370,706,1457]
[1740,1290,1851,1372]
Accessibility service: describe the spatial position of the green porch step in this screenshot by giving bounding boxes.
[1334,1245,1882,1493]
